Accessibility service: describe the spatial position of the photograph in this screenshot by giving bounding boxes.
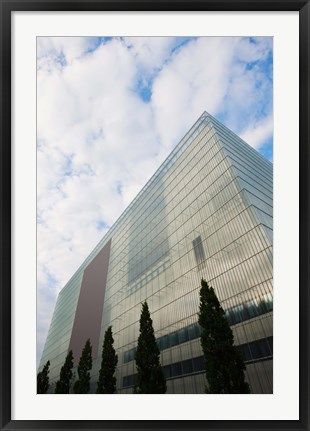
[36,36,273,395]
[2,2,308,429]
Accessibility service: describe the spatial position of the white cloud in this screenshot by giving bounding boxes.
[37,36,99,66]
[123,36,178,74]
[239,114,273,149]
[37,36,273,366]
[235,36,273,63]
[128,36,273,148]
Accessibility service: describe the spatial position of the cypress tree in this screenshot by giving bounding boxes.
[96,326,118,393]
[198,278,250,393]
[37,360,50,394]
[55,350,74,394]
[134,301,166,394]
[73,339,92,394]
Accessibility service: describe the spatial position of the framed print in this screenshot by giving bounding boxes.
[1,1,309,430]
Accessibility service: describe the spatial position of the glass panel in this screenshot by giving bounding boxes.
[163,365,171,379]
[159,335,170,350]
[171,362,182,377]
[169,332,179,347]
[240,344,252,362]
[258,339,270,357]
[192,356,204,372]
[188,324,197,340]
[178,328,188,344]
[182,359,193,375]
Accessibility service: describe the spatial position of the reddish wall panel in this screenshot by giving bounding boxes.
[69,239,111,364]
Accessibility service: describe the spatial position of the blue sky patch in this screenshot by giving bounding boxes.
[63,156,73,176]
[116,183,123,195]
[258,138,273,162]
[96,220,109,230]
[170,37,196,55]
[135,78,153,102]
[56,52,67,67]
[84,37,112,55]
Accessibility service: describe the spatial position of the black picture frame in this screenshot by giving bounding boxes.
[1,1,309,430]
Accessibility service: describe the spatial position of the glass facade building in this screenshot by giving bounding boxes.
[39,112,273,394]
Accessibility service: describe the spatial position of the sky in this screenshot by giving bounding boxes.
[37,36,273,366]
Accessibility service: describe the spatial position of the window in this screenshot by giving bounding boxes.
[171,362,182,377]
[123,374,136,388]
[267,336,273,354]
[192,235,206,264]
[188,324,197,340]
[163,365,171,379]
[239,343,252,362]
[240,337,273,363]
[178,328,188,344]
[159,335,170,350]
[169,332,179,347]
[182,359,193,375]
[192,356,204,372]
[123,347,136,363]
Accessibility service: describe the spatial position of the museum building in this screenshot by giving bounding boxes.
[38,112,273,394]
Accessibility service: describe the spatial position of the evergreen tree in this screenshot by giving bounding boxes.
[73,339,92,394]
[37,360,50,394]
[134,301,166,394]
[55,350,74,394]
[198,278,250,394]
[96,326,118,393]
